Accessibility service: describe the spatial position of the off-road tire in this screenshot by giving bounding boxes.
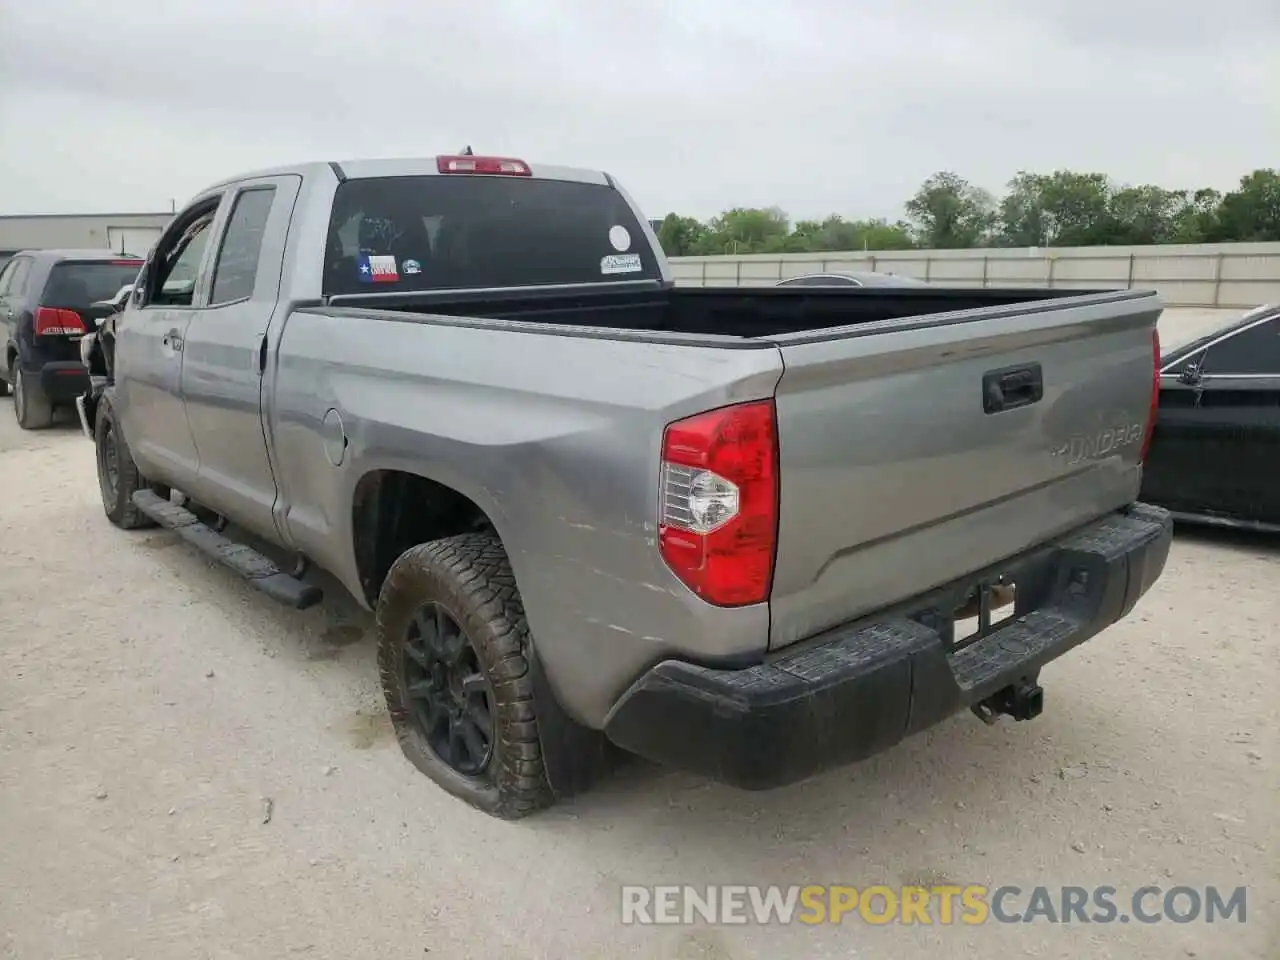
[94,391,156,530]
[376,533,555,819]
[13,365,53,430]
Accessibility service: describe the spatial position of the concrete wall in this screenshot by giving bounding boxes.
[669,242,1280,308]
[0,213,172,256]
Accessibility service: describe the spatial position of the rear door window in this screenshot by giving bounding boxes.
[5,259,33,298]
[1199,318,1280,376]
[42,260,143,309]
[322,175,662,296]
[209,187,277,305]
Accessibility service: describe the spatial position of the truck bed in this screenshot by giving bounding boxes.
[327,284,1101,340]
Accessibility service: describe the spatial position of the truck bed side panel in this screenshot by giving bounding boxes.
[268,309,783,726]
[769,293,1161,649]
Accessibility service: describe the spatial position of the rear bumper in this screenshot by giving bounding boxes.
[603,503,1173,790]
[37,361,89,402]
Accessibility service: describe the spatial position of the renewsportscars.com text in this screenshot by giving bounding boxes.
[620,884,1248,926]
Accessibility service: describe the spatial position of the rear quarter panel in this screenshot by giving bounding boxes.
[268,310,783,726]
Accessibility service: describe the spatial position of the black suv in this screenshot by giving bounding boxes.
[0,250,143,429]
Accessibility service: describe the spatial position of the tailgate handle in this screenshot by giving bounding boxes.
[983,363,1043,414]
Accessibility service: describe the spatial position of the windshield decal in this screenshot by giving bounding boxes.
[601,253,642,275]
[608,225,632,252]
[358,254,399,284]
[401,259,422,275]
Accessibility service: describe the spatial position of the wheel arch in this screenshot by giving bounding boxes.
[350,466,509,609]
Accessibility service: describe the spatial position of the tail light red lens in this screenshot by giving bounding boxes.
[1140,327,1161,462]
[34,307,86,336]
[658,399,779,607]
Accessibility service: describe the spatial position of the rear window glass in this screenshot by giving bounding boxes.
[43,261,143,308]
[322,175,661,296]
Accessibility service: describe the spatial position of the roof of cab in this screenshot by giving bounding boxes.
[193,156,611,197]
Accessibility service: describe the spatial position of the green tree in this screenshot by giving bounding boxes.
[1214,169,1280,241]
[791,215,916,252]
[655,214,707,256]
[1107,185,1188,245]
[904,172,995,248]
[998,171,1112,246]
[1169,188,1223,243]
[857,219,917,251]
[643,166,1280,257]
[700,206,791,254]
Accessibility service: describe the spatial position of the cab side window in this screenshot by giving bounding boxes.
[141,200,221,309]
[1198,318,1280,376]
[209,187,276,306]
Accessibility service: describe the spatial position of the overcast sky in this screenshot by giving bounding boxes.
[1,0,1276,222]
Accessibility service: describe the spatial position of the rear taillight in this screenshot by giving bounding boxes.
[1140,327,1160,462]
[34,307,86,336]
[436,155,532,176]
[658,400,779,607]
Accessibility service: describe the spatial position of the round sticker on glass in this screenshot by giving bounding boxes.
[608,225,632,252]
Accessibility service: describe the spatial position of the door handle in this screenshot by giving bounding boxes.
[162,329,183,353]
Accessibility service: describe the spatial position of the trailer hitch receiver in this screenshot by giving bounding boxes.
[971,679,1044,725]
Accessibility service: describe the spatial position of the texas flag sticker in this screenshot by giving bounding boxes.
[357,254,399,283]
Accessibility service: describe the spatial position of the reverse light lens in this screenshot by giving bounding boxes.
[661,464,740,533]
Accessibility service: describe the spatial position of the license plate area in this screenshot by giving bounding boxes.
[909,549,1057,653]
[906,542,1064,655]
[950,579,1018,651]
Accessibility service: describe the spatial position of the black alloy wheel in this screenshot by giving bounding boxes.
[402,601,495,777]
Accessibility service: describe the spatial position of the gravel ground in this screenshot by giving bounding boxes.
[0,309,1275,960]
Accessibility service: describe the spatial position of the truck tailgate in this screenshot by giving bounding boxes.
[768,291,1161,650]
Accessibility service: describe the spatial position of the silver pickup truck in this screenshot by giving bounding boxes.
[88,154,1173,818]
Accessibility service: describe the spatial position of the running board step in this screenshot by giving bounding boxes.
[131,490,323,610]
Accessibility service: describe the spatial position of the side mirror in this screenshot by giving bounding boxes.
[113,284,135,307]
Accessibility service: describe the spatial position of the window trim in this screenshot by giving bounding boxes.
[1159,311,1280,381]
[207,185,278,308]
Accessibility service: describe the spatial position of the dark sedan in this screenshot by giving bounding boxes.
[1140,303,1280,531]
[775,271,929,287]
[0,249,144,429]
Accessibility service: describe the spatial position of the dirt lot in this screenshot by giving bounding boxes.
[0,309,1275,960]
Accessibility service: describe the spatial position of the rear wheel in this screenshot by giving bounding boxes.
[376,533,555,819]
[94,392,155,530]
[13,365,53,430]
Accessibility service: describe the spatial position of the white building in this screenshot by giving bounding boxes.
[0,212,173,261]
